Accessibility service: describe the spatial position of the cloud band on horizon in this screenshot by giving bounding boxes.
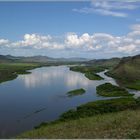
[0,24,140,58]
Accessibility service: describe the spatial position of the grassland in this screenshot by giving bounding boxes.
[70,65,105,73]
[67,88,86,97]
[0,63,42,83]
[18,109,140,139]
[18,97,140,139]
[96,83,133,97]
[126,80,140,90]
[31,97,140,128]
[70,66,104,80]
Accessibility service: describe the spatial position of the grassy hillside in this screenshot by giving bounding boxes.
[87,58,121,69]
[0,63,41,83]
[107,55,140,90]
[19,109,140,139]
[18,96,140,139]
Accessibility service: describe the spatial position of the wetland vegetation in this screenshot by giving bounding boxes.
[19,97,140,138]
[67,88,86,97]
[70,66,104,80]
[96,83,133,97]
[85,72,103,80]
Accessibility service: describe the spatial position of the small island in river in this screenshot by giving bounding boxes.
[96,83,133,97]
[67,88,86,97]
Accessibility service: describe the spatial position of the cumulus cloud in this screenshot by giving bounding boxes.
[10,34,64,50]
[0,24,140,58]
[73,0,139,18]
[65,33,92,47]
[0,39,9,46]
[118,44,137,53]
[64,31,140,54]
[64,27,140,55]
[130,24,140,31]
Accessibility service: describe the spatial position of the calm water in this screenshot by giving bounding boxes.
[0,66,124,138]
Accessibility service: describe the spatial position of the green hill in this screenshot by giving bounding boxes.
[18,97,140,139]
[87,57,121,69]
[19,109,140,139]
[107,54,140,90]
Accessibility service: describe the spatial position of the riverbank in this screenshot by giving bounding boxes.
[18,96,140,139]
[18,109,140,139]
[69,66,104,80]
[0,63,43,83]
[0,62,85,84]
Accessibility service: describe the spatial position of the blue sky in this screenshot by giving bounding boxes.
[0,1,140,58]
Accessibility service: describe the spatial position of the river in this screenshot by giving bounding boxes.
[0,66,139,138]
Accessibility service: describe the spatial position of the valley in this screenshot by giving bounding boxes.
[0,54,140,138]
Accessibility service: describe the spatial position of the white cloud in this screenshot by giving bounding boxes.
[0,39,9,46]
[130,24,140,31]
[11,34,52,48]
[65,33,91,47]
[91,0,137,10]
[118,44,137,54]
[73,0,139,18]
[73,7,127,17]
[64,26,140,55]
[0,24,140,58]
[95,8,127,17]
[135,39,140,45]
[10,33,64,50]
[128,31,140,38]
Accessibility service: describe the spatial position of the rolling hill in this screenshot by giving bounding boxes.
[107,54,140,90]
[87,58,121,69]
[18,109,140,139]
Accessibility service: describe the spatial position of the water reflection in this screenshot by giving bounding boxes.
[20,66,90,88]
[128,89,140,98]
[97,70,118,86]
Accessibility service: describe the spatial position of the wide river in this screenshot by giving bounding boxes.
[0,65,136,138]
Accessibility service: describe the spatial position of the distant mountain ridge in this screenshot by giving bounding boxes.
[0,55,90,63]
[0,55,14,62]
